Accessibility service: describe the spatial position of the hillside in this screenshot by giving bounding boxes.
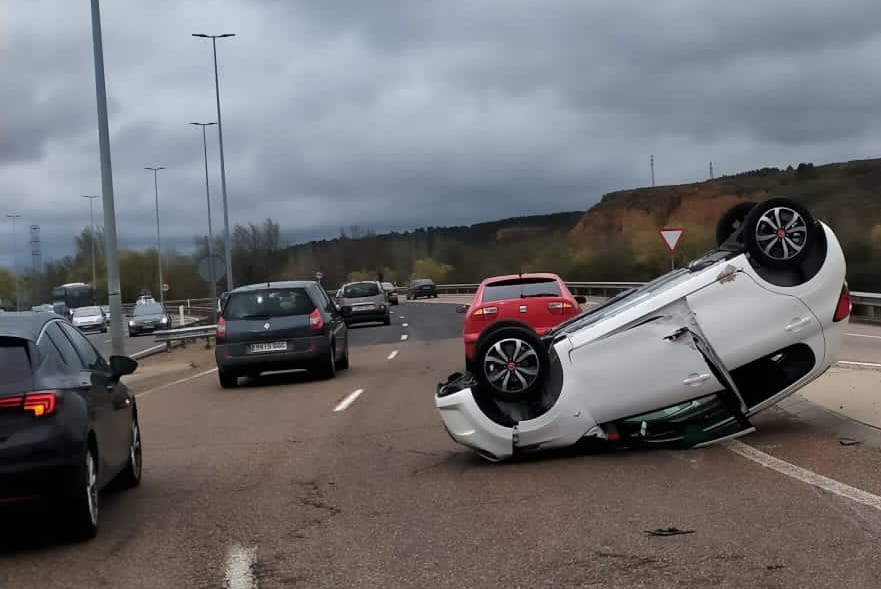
[569,158,881,288]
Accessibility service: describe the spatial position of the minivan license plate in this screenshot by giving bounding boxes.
[250,341,287,353]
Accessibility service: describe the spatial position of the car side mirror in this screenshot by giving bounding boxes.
[574,295,587,305]
[456,304,469,314]
[109,355,138,379]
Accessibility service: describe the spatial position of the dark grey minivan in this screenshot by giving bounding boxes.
[214,281,349,388]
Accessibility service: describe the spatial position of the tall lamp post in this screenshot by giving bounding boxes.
[81,195,100,287]
[7,214,21,311]
[192,32,235,293]
[189,121,218,323]
[144,167,166,309]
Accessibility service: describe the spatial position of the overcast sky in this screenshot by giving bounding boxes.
[3,0,881,269]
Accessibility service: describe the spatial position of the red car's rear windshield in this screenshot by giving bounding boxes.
[481,278,562,303]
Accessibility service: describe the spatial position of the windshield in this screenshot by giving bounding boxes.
[482,278,562,302]
[382,282,395,290]
[343,282,380,298]
[133,303,165,317]
[73,306,102,317]
[224,288,315,319]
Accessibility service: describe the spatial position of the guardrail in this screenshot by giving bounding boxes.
[851,291,881,321]
[153,325,217,351]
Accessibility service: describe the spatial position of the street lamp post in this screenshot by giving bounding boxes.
[144,167,166,309]
[192,33,235,293]
[7,214,21,311]
[189,121,218,323]
[81,195,100,288]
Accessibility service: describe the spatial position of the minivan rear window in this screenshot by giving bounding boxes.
[224,288,316,319]
[481,278,562,303]
[0,338,33,395]
[343,283,380,298]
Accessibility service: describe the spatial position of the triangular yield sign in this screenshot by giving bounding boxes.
[659,228,685,253]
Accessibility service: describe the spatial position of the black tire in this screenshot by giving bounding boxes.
[67,444,99,540]
[218,368,238,388]
[337,338,350,370]
[315,343,336,380]
[128,329,134,337]
[383,315,391,326]
[743,197,818,269]
[715,202,757,246]
[473,323,549,401]
[117,413,142,488]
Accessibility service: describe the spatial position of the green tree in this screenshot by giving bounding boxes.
[410,258,455,283]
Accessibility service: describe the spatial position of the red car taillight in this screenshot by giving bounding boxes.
[833,283,851,322]
[310,308,324,331]
[0,391,59,417]
[548,300,578,315]
[471,306,498,320]
[216,317,227,340]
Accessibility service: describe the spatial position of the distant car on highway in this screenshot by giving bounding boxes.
[101,305,111,326]
[214,281,349,388]
[30,304,54,313]
[458,273,585,371]
[407,278,438,299]
[128,302,169,336]
[72,306,107,334]
[0,312,141,539]
[436,198,851,462]
[381,282,399,305]
[337,281,391,326]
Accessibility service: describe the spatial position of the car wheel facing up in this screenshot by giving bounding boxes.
[743,197,818,268]
[474,323,549,401]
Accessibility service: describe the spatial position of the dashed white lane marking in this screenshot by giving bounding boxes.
[104,338,112,343]
[399,316,406,319]
[402,323,409,328]
[387,350,399,360]
[135,368,218,398]
[837,360,881,369]
[223,544,258,589]
[333,389,364,412]
[400,334,409,341]
[846,333,881,340]
[725,440,881,512]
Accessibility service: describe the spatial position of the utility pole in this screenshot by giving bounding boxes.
[709,161,714,180]
[81,195,100,287]
[91,0,125,356]
[7,214,21,311]
[650,154,655,187]
[144,167,166,309]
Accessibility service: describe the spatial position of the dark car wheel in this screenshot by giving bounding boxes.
[743,197,818,268]
[117,414,142,488]
[337,338,350,370]
[716,201,757,246]
[67,445,99,540]
[315,343,336,379]
[474,323,549,401]
[218,368,238,389]
[383,314,391,326]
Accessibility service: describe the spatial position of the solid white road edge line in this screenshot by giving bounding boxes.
[224,544,258,589]
[387,350,399,360]
[334,389,364,412]
[402,323,409,328]
[135,368,218,398]
[845,333,881,340]
[724,440,881,511]
[837,360,881,368]
[400,334,409,341]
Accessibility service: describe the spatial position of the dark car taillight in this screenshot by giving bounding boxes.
[216,316,227,340]
[0,391,59,417]
[833,283,851,322]
[310,308,324,331]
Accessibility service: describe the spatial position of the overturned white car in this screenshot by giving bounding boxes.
[436,198,851,461]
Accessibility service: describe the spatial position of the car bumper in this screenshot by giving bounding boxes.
[0,410,85,498]
[410,291,437,298]
[74,322,104,332]
[342,310,389,324]
[435,382,514,462]
[215,336,331,372]
[130,323,166,332]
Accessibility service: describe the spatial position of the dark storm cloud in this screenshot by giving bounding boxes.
[3,0,881,269]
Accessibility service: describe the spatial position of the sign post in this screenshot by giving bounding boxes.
[658,228,685,270]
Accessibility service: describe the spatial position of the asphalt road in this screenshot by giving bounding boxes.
[3,301,881,588]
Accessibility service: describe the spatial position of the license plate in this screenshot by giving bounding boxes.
[354,304,375,311]
[250,341,287,353]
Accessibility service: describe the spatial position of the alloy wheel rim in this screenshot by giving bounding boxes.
[754,206,808,261]
[483,337,540,394]
[86,451,98,525]
[131,421,142,478]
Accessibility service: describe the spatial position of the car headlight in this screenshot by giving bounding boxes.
[129,320,135,326]
[380,304,386,311]
[161,316,168,324]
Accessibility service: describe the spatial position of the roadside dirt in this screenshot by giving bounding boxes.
[122,344,216,393]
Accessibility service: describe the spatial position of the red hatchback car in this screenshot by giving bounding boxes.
[460,273,585,368]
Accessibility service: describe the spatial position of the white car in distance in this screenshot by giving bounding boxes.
[436,198,851,462]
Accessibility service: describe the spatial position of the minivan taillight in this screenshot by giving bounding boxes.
[833,283,851,322]
[310,308,324,331]
[216,317,227,339]
[0,392,58,417]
